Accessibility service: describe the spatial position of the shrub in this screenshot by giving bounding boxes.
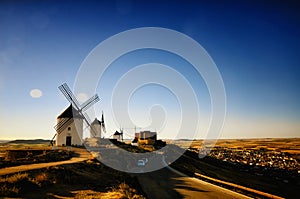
[0,173,29,184]
[0,173,31,196]
[0,184,19,196]
[102,182,146,199]
[32,172,49,186]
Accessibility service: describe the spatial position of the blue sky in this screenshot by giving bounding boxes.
[0,0,299,140]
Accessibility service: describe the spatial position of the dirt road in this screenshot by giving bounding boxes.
[0,148,91,176]
[135,156,252,199]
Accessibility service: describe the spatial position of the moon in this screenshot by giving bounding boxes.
[30,89,43,98]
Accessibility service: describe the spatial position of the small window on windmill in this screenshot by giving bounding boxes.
[68,127,71,131]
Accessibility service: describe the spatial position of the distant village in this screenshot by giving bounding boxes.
[191,146,299,183]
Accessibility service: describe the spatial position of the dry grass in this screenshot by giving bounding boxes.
[0,148,72,169]
[101,182,146,199]
[0,160,146,198]
[73,182,146,199]
[57,182,146,199]
[0,184,19,195]
[0,143,49,151]
[0,172,52,196]
[0,172,29,184]
[73,190,104,199]
[31,172,49,186]
[0,173,31,196]
[187,138,300,157]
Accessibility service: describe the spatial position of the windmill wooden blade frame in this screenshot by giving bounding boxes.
[81,95,100,112]
[52,83,101,145]
[59,83,81,110]
[83,113,97,137]
[54,117,74,133]
[101,111,106,134]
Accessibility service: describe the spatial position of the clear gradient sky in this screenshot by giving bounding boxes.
[0,0,299,140]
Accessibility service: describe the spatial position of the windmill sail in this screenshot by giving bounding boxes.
[51,83,100,145]
[58,83,81,110]
[54,117,74,133]
[81,95,100,111]
[101,111,106,134]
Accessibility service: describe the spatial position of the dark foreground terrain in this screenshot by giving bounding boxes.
[0,159,146,199]
[1,138,299,198]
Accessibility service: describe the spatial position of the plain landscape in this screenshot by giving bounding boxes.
[1,1,299,199]
[0,138,299,199]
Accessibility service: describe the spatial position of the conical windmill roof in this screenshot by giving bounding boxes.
[91,118,102,125]
[114,131,122,135]
[57,104,84,119]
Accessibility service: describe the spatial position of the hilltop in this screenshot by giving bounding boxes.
[6,139,50,144]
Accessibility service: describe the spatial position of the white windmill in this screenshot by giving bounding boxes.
[51,83,100,146]
[90,111,106,138]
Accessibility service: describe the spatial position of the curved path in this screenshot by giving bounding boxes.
[135,156,252,199]
[0,148,91,176]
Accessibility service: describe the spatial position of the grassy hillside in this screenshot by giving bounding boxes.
[7,139,50,144]
[0,159,146,198]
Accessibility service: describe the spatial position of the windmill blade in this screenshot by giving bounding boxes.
[82,113,92,129]
[54,117,71,131]
[83,117,95,137]
[54,117,74,133]
[102,122,106,134]
[82,113,92,130]
[101,111,104,123]
[83,113,92,124]
[101,111,106,134]
[50,133,57,143]
[53,83,101,145]
[83,117,92,129]
[83,113,98,137]
[81,94,100,111]
[59,83,80,110]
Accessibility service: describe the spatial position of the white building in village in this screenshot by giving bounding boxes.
[56,104,84,146]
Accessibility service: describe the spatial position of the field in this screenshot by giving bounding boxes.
[169,138,300,157]
[0,140,73,169]
[0,139,50,159]
[0,138,299,198]
[0,140,146,198]
[0,160,145,198]
[195,138,299,152]
[169,138,300,198]
[196,138,300,162]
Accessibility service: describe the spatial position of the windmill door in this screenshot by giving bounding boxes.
[66,136,72,146]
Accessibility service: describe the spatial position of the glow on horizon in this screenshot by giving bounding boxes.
[0,1,299,140]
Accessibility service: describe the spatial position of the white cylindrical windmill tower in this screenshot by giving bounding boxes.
[90,112,105,138]
[56,104,84,146]
[90,118,102,138]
